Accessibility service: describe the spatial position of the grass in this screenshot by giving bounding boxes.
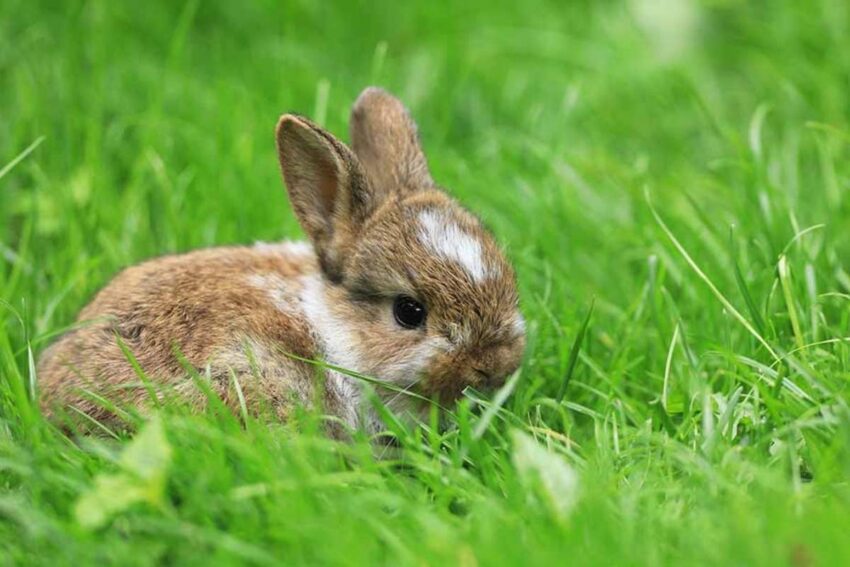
[2,0,850,564]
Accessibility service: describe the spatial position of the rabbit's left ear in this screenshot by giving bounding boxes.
[275,114,376,279]
[350,87,434,197]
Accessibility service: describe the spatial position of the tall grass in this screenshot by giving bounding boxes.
[2,0,850,564]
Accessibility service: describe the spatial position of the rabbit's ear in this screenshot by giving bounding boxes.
[350,87,434,196]
[276,114,374,279]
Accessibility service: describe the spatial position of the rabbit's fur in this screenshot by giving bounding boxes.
[38,87,526,436]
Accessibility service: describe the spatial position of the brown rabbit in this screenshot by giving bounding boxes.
[37,87,526,436]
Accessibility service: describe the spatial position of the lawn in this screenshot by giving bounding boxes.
[2,0,850,564]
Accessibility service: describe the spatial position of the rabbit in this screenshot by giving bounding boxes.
[37,87,526,437]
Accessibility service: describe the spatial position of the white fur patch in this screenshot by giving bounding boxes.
[247,273,301,314]
[299,274,447,433]
[417,209,493,282]
[299,274,364,429]
[379,336,450,388]
[512,314,527,336]
[378,336,449,423]
[253,240,314,258]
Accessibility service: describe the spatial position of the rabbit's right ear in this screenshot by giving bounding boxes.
[276,114,375,280]
[350,87,434,197]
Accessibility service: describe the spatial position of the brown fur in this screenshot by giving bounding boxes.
[38,246,326,423]
[38,87,526,435]
[350,87,434,194]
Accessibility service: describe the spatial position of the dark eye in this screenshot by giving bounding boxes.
[393,295,427,329]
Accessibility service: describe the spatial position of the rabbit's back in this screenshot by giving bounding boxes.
[38,242,324,425]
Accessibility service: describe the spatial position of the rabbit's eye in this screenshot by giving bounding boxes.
[393,295,427,329]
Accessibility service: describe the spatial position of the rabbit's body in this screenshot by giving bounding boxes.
[40,240,416,435]
[38,88,526,436]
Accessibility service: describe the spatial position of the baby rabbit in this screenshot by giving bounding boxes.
[38,87,526,436]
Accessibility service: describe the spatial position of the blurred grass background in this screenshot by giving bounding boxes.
[2,0,850,564]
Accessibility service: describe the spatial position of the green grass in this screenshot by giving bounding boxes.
[3,0,850,564]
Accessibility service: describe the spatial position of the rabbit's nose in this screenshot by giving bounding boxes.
[472,367,505,390]
[472,367,492,382]
[467,341,523,390]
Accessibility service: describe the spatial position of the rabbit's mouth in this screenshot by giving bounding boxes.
[411,371,499,408]
[410,342,524,407]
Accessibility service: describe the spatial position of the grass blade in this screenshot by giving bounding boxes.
[556,298,595,402]
[778,255,805,350]
[729,227,766,335]
[0,137,44,181]
[647,189,780,362]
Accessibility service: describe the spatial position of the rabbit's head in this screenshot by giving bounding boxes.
[276,87,525,409]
